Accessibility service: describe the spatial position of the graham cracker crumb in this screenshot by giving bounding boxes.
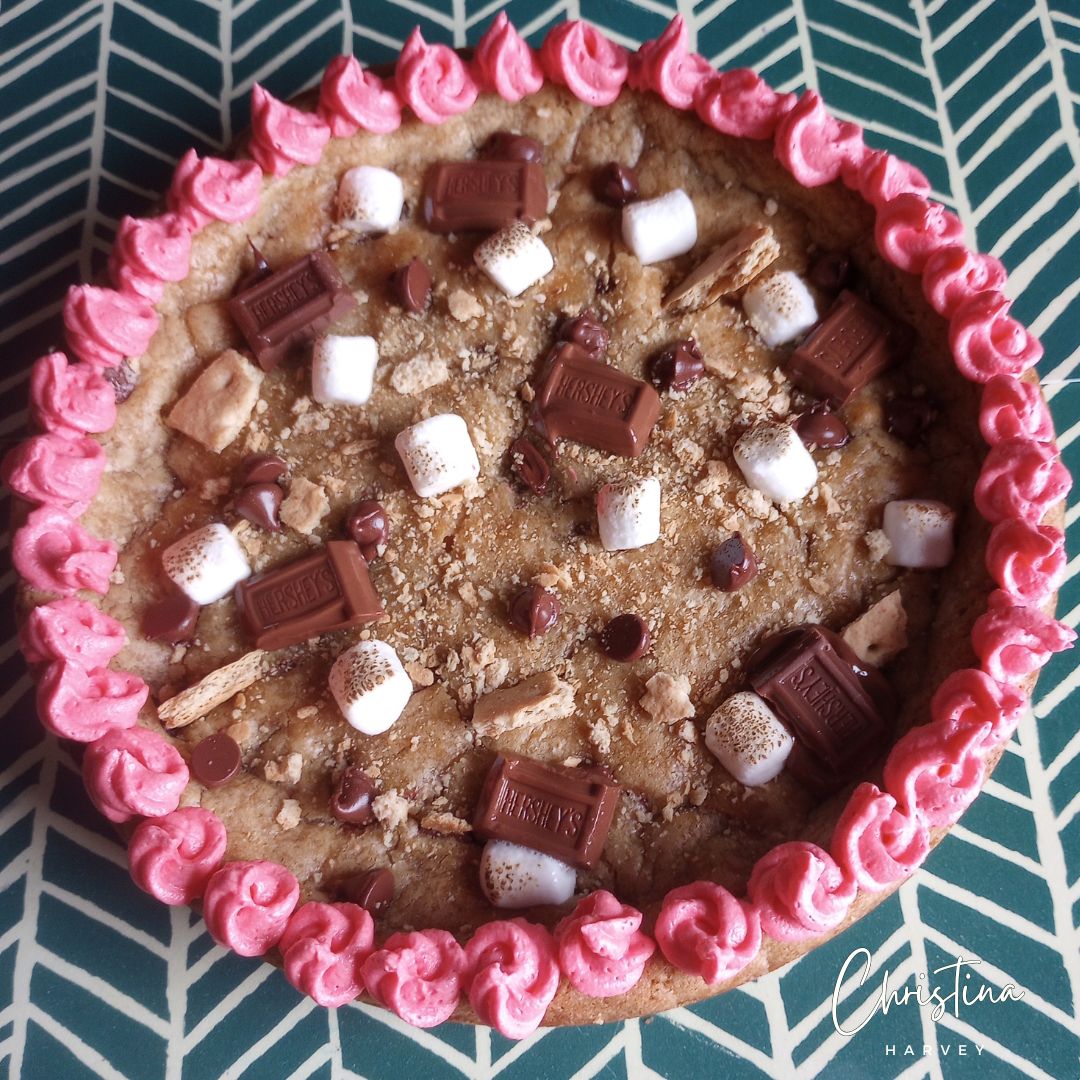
[280,477,330,535]
[639,672,696,725]
[276,799,301,830]
[264,752,303,785]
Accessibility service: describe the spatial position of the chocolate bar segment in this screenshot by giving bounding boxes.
[423,161,548,233]
[235,540,383,651]
[228,252,357,371]
[473,753,620,871]
[786,290,903,405]
[533,344,661,458]
[748,624,894,790]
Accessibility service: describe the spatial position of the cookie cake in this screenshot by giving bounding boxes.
[5,15,1074,1034]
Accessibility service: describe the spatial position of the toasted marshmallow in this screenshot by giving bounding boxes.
[395,413,480,498]
[742,270,818,347]
[474,222,553,297]
[705,691,794,787]
[162,523,251,605]
[883,500,956,568]
[329,640,412,736]
[336,165,404,234]
[596,476,661,552]
[734,422,818,503]
[311,334,378,406]
[479,840,576,909]
[621,189,697,265]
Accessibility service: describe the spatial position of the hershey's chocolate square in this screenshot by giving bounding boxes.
[423,161,548,234]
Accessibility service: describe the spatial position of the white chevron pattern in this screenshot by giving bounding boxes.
[0,1,1078,1078]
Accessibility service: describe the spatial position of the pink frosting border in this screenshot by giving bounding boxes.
[8,12,1072,1033]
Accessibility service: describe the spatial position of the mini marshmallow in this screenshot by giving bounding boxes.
[705,691,794,787]
[474,221,553,297]
[742,270,819,347]
[394,413,480,498]
[311,334,378,406]
[621,189,697,265]
[162,523,251,606]
[734,421,818,503]
[480,840,576,909]
[596,476,661,552]
[336,165,404,234]
[883,499,956,568]
[329,640,412,736]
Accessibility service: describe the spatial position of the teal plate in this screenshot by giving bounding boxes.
[1,2,1078,1077]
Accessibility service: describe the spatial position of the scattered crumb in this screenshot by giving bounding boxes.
[276,799,301,830]
[639,673,696,724]
[264,752,303,785]
[280,477,330,534]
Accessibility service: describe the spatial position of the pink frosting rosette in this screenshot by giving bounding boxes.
[850,149,931,208]
[318,55,401,136]
[203,860,300,956]
[950,290,1044,382]
[167,149,263,229]
[654,882,761,984]
[2,433,105,516]
[931,667,1027,753]
[540,20,629,107]
[986,519,1066,606]
[12,506,117,596]
[464,918,559,1038]
[883,720,989,827]
[362,929,467,1028]
[980,374,1055,444]
[37,660,146,742]
[831,782,930,892]
[472,13,544,102]
[627,16,711,111]
[128,807,228,905]
[748,841,856,942]
[972,593,1075,684]
[108,213,192,303]
[63,285,158,370]
[974,438,1071,525]
[249,84,331,177]
[693,68,796,139]
[280,902,375,1008]
[875,193,965,274]
[396,28,478,124]
[29,352,116,437]
[82,726,188,823]
[922,244,1007,319]
[20,597,126,668]
[774,91,868,187]
[554,890,655,997]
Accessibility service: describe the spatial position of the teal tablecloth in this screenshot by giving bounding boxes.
[1,2,1078,1077]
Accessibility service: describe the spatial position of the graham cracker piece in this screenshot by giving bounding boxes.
[420,811,473,836]
[639,672,696,724]
[662,225,780,314]
[842,590,908,666]
[471,670,575,737]
[279,477,330,534]
[166,349,263,452]
[157,649,270,730]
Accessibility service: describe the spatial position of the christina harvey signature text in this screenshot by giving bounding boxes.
[832,948,1026,1036]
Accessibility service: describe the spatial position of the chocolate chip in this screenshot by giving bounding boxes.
[103,359,138,404]
[190,732,242,788]
[234,238,274,294]
[509,585,561,638]
[239,453,287,485]
[808,251,852,293]
[480,131,544,164]
[710,534,758,591]
[509,437,550,495]
[346,500,390,562]
[341,867,395,915]
[141,591,199,643]
[793,403,850,448]
[235,482,283,532]
[391,258,432,313]
[594,163,640,207]
[557,310,609,359]
[331,766,377,826]
[599,614,651,662]
[886,395,937,446]
[650,339,705,393]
